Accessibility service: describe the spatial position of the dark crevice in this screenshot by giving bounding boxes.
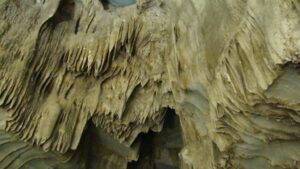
[100,0,110,10]
[128,108,183,169]
[85,120,100,169]
[56,0,75,21]
[75,16,81,34]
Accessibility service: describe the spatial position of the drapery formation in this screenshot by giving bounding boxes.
[0,0,300,169]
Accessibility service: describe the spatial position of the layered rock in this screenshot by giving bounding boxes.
[0,0,300,169]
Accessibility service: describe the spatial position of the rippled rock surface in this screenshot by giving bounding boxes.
[0,0,300,168]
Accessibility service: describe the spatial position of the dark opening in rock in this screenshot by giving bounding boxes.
[128,108,183,169]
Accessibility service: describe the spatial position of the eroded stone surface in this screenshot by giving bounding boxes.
[0,0,300,169]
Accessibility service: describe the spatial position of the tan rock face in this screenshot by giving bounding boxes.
[0,0,300,168]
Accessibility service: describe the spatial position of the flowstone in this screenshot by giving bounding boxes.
[0,0,300,168]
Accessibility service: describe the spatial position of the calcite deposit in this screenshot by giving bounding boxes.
[0,0,300,168]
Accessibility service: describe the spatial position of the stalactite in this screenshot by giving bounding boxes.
[0,0,300,168]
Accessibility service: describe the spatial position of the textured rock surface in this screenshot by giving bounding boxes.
[0,0,300,168]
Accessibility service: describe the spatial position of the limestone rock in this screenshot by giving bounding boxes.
[0,0,300,169]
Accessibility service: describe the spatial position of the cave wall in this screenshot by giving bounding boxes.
[0,0,300,169]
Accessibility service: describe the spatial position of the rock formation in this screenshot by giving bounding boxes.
[0,0,300,168]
